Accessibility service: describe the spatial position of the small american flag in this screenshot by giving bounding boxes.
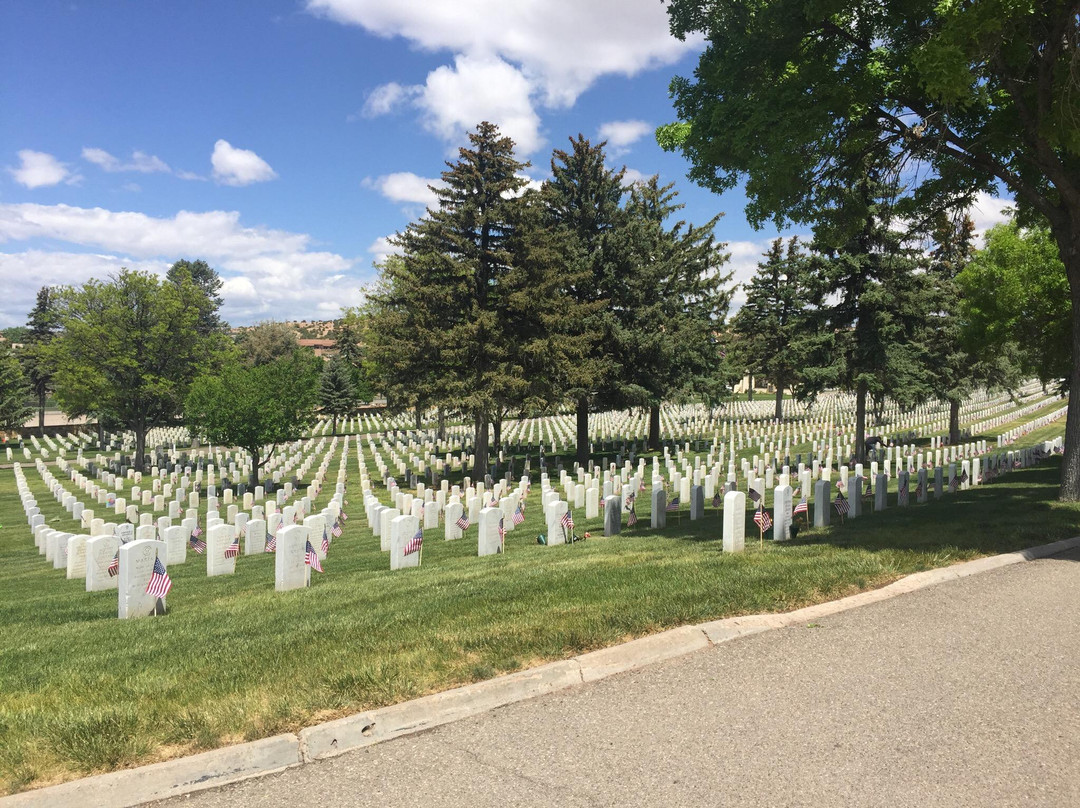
[145,556,173,598]
[627,506,638,527]
[512,504,525,525]
[753,506,772,532]
[960,470,969,484]
[265,530,276,552]
[224,533,240,559]
[498,517,506,545]
[331,522,342,538]
[748,488,761,504]
[107,550,120,577]
[915,481,924,499]
[949,475,959,492]
[404,526,423,556]
[340,510,349,521]
[305,540,323,572]
[189,531,206,554]
[712,492,722,508]
[834,492,849,515]
[793,498,808,516]
[560,511,574,531]
[666,495,680,512]
[456,513,471,531]
[321,527,329,555]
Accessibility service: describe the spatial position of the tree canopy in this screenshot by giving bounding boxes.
[0,343,32,434]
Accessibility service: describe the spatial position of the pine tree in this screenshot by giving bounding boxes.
[731,238,816,421]
[22,287,60,434]
[0,343,32,433]
[166,259,226,337]
[543,135,631,465]
[319,357,357,436]
[805,168,937,463]
[367,121,540,477]
[621,177,734,448]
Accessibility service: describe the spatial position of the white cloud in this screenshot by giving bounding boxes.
[0,202,372,325]
[620,167,654,187]
[308,0,699,154]
[968,192,1013,243]
[364,172,444,207]
[361,82,418,117]
[416,54,543,154]
[82,147,170,174]
[367,235,401,264]
[7,150,80,189]
[305,0,700,107]
[598,120,652,155]
[210,140,278,186]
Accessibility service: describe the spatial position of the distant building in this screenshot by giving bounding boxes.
[299,338,336,359]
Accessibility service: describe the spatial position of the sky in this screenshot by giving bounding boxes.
[0,0,1014,328]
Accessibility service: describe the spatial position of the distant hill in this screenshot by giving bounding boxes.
[230,319,335,339]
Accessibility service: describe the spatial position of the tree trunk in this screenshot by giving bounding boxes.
[331,415,338,436]
[493,413,502,450]
[38,388,45,435]
[96,418,105,451]
[948,398,961,446]
[774,378,784,421]
[746,374,754,402]
[437,406,446,442]
[1060,226,1080,499]
[472,411,489,478]
[414,405,422,431]
[576,395,589,467]
[648,405,661,451]
[854,381,867,465]
[249,448,261,488]
[134,424,147,473]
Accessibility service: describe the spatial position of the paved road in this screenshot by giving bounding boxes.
[152,548,1080,808]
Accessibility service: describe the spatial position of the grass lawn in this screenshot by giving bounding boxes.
[0,430,1075,795]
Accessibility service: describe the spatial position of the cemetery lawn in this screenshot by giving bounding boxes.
[2,457,1079,794]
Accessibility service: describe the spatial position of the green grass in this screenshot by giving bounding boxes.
[1,432,1076,794]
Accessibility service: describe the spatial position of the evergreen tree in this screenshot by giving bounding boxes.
[167,259,226,336]
[319,357,357,435]
[332,307,375,403]
[805,168,937,463]
[543,135,630,465]
[621,177,734,447]
[0,343,32,433]
[368,121,541,476]
[22,287,60,434]
[731,238,816,421]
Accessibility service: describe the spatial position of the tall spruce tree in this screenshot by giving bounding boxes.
[544,135,631,465]
[0,343,32,433]
[167,259,226,337]
[368,121,540,477]
[805,169,937,463]
[621,177,734,448]
[731,238,816,421]
[319,357,357,436]
[22,287,60,434]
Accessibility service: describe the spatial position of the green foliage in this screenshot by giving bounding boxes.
[0,344,32,432]
[21,287,61,430]
[959,221,1070,387]
[185,351,320,485]
[47,270,227,469]
[166,259,226,337]
[332,308,375,402]
[236,321,300,366]
[0,327,29,343]
[319,357,357,434]
[731,237,815,417]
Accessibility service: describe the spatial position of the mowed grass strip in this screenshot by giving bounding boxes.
[1,438,1076,794]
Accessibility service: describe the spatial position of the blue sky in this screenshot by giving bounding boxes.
[0,0,1011,327]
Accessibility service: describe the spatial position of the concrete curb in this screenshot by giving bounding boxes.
[5,536,1079,807]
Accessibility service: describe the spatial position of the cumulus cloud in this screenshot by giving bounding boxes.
[82,147,171,174]
[210,139,278,186]
[367,235,401,264]
[0,202,371,325]
[306,0,699,106]
[598,120,652,155]
[968,192,1014,243]
[363,172,444,207]
[7,150,80,189]
[361,82,418,117]
[310,0,698,154]
[620,167,654,187]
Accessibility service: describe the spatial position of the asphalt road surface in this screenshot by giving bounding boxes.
[150,547,1080,808]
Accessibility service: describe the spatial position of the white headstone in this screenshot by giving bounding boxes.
[275,525,309,591]
[118,539,168,618]
[390,514,422,570]
[85,534,120,592]
[478,506,503,557]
